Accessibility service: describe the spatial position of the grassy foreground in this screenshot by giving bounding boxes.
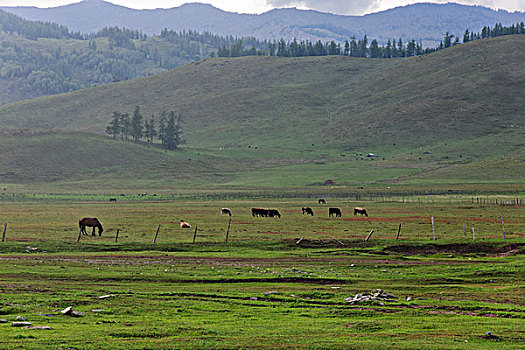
[0,197,523,349]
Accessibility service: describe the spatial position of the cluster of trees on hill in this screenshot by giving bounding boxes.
[216,22,525,58]
[105,107,184,150]
[0,9,82,39]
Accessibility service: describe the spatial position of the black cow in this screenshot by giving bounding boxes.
[252,208,267,217]
[302,207,314,216]
[329,207,342,217]
[267,209,281,218]
[221,208,232,216]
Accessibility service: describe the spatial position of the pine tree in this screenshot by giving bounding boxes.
[289,38,299,57]
[444,32,454,48]
[344,40,350,56]
[158,112,167,146]
[369,39,380,58]
[277,39,287,57]
[313,40,325,56]
[358,35,368,57]
[173,113,184,148]
[328,41,339,55]
[147,115,157,143]
[406,40,416,56]
[164,112,176,150]
[349,37,358,57]
[130,106,143,142]
[268,41,276,56]
[384,40,392,58]
[397,38,404,57]
[162,112,185,150]
[463,29,470,43]
[119,113,130,141]
[105,111,120,139]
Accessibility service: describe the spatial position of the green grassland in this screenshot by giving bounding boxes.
[0,197,523,349]
[0,35,523,190]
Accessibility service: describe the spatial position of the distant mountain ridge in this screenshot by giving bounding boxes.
[1,1,524,46]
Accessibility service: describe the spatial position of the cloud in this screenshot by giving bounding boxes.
[266,0,383,15]
[265,0,525,15]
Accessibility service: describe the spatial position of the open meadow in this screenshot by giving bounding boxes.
[0,194,523,349]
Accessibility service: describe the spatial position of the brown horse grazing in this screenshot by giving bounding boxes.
[79,218,103,236]
[354,207,368,217]
[318,199,326,204]
[302,207,314,216]
[328,208,342,217]
[221,208,232,216]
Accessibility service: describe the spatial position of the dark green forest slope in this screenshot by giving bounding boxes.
[0,35,523,190]
[0,9,267,104]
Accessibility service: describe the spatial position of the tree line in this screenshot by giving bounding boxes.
[215,22,525,58]
[105,107,184,150]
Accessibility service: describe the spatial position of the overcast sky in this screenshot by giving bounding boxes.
[0,0,523,15]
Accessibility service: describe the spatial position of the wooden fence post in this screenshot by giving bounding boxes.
[365,230,374,241]
[225,218,232,243]
[431,216,435,240]
[1,222,7,242]
[331,236,345,246]
[463,224,466,238]
[42,229,45,241]
[396,224,402,239]
[501,214,505,239]
[472,227,475,240]
[153,224,161,243]
[115,229,120,243]
[192,226,198,244]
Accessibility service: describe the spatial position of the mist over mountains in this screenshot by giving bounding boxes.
[2,0,524,46]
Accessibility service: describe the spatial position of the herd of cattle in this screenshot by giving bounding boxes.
[83,200,369,234]
[176,202,369,229]
[215,200,369,221]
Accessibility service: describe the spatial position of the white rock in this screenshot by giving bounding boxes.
[22,326,51,330]
[61,307,73,315]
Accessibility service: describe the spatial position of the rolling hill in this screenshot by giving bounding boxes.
[0,35,523,191]
[2,1,524,47]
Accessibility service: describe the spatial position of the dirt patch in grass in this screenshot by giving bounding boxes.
[384,243,525,256]
[0,254,480,266]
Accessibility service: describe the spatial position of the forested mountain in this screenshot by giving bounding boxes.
[0,7,522,105]
[0,9,268,104]
[2,1,524,47]
[0,35,522,188]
